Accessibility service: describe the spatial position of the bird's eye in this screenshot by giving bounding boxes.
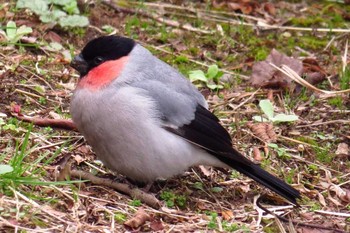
[93,56,104,65]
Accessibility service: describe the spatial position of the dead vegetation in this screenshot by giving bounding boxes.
[0,0,350,232]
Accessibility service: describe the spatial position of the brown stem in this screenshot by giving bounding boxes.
[11,113,77,131]
[256,195,347,233]
[70,169,162,209]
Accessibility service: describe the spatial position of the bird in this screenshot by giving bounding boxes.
[70,35,301,205]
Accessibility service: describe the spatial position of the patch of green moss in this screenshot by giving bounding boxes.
[298,36,328,50]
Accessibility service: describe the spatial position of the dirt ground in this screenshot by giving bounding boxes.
[0,1,350,232]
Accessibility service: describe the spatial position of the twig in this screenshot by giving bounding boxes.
[296,119,350,128]
[342,39,348,73]
[256,195,348,233]
[8,186,67,223]
[131,1,350,33]
[101,0,213,34]
[231,88,260,110]
[11,112,77,131]
[70,169,162,209]
[314,210,350,218]
[0,216,59,232]
[270,63,350,94]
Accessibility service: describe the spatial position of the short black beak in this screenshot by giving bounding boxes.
[70,54,89,77]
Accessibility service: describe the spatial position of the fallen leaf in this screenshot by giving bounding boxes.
[44,31,62,43]
[221,210,234,220]
[300,227,333,233]
[335,143,349,156]
[73,154,85,165]
[199,165,212,177]
[49,111,62,120]
[11,104,21,114]
[253,147,263,161]
[247,122,277,142]
[250,49,303,90]
[263,2,276,15]
[150,220,164,231]
[124,208,151,229]
[302,58,327,87]
[317,192,326,207]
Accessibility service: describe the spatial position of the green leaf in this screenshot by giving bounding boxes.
[0,164,14,175]
[211,187,223,193]
[259,99,274,120]
[102,25,116,34]
[16,0,48,15]
[62,0,79,15]
[50,0,75,6]
[16,25,32,36]
[6,21,17,41]
[272,114,298,122]
[189,70,208,83]
[206,83,224,90]
[214,70,224,82]
[58,15,89,27]
[207,64,219,79]
[268,143,279,149]
[39,10,67,23]
[192,182,204,190]
[47,42,63,51]
[252,116,269,122]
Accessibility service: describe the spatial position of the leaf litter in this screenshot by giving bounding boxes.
[0,0,350,232]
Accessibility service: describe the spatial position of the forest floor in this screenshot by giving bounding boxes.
[0,0,350,232]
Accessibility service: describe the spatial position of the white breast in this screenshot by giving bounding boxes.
[71,85,225,183]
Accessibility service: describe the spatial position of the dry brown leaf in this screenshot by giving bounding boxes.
[335,143,349,156]
[250,49,303,90]
[124,208,151,229]
[150,220,164,231]
[247,122,277,142]
[299,227,333,233]
[302,58,327,86]
[329,184,350,203]
[44,31,62,43]
[340,189,350,203]
[253,147,263,161]
[263,2,276,15]
[221,210,234,220]
[317,192,327,207]
[73,154,85,165]
[199,165,212,177]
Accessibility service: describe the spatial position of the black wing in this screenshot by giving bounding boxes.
[165,105,300,205]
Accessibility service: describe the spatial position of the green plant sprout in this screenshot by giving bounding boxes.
[253,99,298,123]
[0,124,83,195]
[0,21,32,44]
[16,0,89,28]
[189,64,224,90]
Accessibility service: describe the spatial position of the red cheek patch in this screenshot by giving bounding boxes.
[78,56,128,90]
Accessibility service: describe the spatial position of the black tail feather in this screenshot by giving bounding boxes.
[219,153,301,205]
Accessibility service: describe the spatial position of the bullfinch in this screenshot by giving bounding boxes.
[70,35,300,205]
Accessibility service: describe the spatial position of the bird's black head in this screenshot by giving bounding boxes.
[70,35,136,77]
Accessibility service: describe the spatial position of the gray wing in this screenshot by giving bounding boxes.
[131,79,207,126]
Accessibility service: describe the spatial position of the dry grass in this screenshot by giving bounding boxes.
[0,1,349,232]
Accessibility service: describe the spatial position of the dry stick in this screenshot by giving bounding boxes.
[11,112,77,131]
[70,169,162,210]
[130,1,350,33]
[296,119,350,128]
[270,63,350,95]
[101,0,213,34]
[256,196,348,233]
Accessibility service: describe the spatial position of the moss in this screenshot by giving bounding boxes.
[298,36,328,50]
